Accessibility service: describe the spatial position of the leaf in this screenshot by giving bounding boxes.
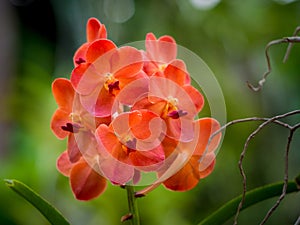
[4,179,70,225]
[196,179,300,225]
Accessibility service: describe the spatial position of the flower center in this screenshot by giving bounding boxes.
[162,96,177,117]
[69,112,81,124]
[167,96,178,106]
[121,136,137,155]
[158,63,167,72]
[167,109,188,119]
[162,97,187,119]
[104,73,120,95]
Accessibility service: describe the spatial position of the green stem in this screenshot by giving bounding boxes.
[197,178,300,225]
[125,185,140,225]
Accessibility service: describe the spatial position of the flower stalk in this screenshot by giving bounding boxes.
[123,185,140,225]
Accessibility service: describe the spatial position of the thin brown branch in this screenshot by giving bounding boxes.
[208,110,300,148]
[230,26,300,225]
[294,216,300,225]
[283,26,300,62]
[259,129,294,225]
[292,123,300,130]
[229,110,300,225]
[247,36,300,92]
[259,120,300,224]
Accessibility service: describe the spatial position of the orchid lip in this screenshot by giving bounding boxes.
[125,138,137,150]
[61,122,82,133]
[167,109,188,119]
[108,80,120,94]
[75,57,86,65]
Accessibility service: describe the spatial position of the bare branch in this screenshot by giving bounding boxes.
[259,129,294,224]
[230,26,300,224]
[208,110,300,147]
[226,110,300,225]
[247,36,300,92]
[283,26,300,62]
[294,216,300,225]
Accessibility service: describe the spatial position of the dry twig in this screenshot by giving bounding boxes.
[247,26,300,92]
[207,111,300,224]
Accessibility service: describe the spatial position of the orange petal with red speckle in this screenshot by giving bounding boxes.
[73,43,89,66]
[50,109,70,139]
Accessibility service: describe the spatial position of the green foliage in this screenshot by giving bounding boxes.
[5,179,70,225]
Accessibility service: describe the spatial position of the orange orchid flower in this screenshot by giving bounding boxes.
[136,118,221,195]
[71,45,146,117]
[143,33,178,76]
[52,17,223,201]
[51,78,109,200]
[95,110,165,184]
[73,17,107,66]
[162,118,221,191]
[50,78,83,163]
[51,78,110,161]
[133,75,204,142]
[51,78,75,139]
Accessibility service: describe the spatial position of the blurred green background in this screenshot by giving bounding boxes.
[0,0,299,224]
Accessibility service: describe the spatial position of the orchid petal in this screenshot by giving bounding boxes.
[199,153,216,178]
[86,39,116,63]
[50,109,71,139]
[67,134,82,163]
[80,86,115,117]
[52,78,74,111]
[71,63,104,96]
[129,110,164,141]
[110,46,143,77]
[56,151,72,177]
[145,33,177,63]
[130,145,165,169]
[163,59,190,86]
[136,149,190,196]
[97,156,134,185]
[163,155,200,191]
[86,17,107,42]
[73,43,89,66]
[116,76,149,106]
[194,118,221,156]
[95,124,134,184]
[149,77,197,117]
[165,117,194,142]
[183,85,204,114]
[70,161,107,201]
[132,97,166,116]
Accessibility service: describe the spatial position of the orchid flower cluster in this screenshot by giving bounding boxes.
[51,18,222,201]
